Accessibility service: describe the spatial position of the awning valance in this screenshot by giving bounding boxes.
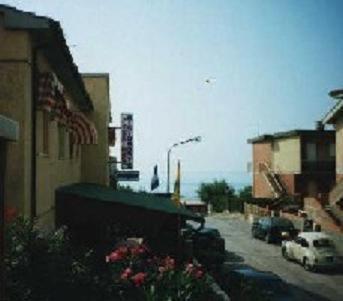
[38,72,97,144]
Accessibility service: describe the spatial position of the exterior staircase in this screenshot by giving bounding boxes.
[326,180,343,228]
[304,197,342,233]
[329,180,343,206]
[259,162,286,199]
[324,204,343,227]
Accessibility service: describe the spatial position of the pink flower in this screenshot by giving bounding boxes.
[194,269,204,279]
[106,251,123,262]
[117,246,128,257]
[131,272,147,287]
[158,266,166,273]
[164,256,175,270]
[131,246,145,256]
[4,206,17,223]
[185,263,194,274]
[120,267,133,280]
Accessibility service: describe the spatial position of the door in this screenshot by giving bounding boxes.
[307,180,318,198]
[291,237,303,261]
[293,237,309,262]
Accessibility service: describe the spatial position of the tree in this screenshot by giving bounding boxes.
[117,184,134,192]
[197,180,235,212]
[238,185,252,201]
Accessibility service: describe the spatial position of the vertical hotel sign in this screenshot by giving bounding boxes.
[121,113,133,169]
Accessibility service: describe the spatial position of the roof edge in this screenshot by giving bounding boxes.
[0,4,94,111]
[248,129,335,144]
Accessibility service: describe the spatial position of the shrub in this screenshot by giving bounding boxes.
[4,218,217,301]
[4,217,110,301]
[105,243,214,301]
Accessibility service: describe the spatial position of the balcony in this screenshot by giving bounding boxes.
[301,160,335,173]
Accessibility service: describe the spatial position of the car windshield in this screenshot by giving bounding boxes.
[313,239,334,248]
[272,219,294,229]
[199,228,220,237]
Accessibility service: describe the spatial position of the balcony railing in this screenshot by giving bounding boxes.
[301,160,335,173]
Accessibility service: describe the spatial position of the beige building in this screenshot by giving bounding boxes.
[82,74,111,186]
[248,129,335,200]
[0,5,111,229]
[323,89,343,213]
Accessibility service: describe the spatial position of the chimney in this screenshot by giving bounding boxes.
[315,121,324,131]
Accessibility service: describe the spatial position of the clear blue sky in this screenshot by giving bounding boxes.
[5,0,343,196]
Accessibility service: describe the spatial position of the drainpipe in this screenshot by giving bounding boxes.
[0,140,7,300]
[31,48,38,220]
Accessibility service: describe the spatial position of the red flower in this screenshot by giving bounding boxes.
[194,269,204,279]
[131,246,145,256]
[185,263,194,274]
[117,246,128,257]
[131,272,146,287]
[164,256,175,270]
[120,267,133,280]
[4,206,17,223]
[158,266,166,273]
[106,251,123,263]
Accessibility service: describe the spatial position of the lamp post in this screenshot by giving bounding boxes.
[166,136,201,193]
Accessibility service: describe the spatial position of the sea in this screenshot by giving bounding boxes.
[120,171,252,201]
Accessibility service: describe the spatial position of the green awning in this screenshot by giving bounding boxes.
[56,183,204,223]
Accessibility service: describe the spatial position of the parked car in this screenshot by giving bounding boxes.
[252,217,297,243]
[226,267,293,301]
[182,223,225,265]
[281,232,343,272]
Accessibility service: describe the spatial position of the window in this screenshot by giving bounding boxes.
[42,111,49,155]
[329,143,335,158]
[306,143,317,161]
[301,239,309,248]
[58,125,66,159]
[313,239,333,248]
[295,237,303,245]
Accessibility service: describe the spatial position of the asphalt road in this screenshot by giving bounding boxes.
[206,213,343,301]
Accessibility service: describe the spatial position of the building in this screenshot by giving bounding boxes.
[0,5,111,229]
[322,89,343,225]
[248,128,335,201]
[81,73,111,186]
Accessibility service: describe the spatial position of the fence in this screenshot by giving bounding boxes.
[244,203,304,229]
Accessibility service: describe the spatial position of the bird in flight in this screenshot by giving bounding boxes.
[205,77,216,84]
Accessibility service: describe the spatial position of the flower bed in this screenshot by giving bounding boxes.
[104,242,213,300]
[4,217,224,301]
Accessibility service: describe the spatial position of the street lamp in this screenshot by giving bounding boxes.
[166,136,201,193]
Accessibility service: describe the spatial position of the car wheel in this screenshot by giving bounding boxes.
[303,258,313,272]
[265,233,272,244]
[282,247,289,260]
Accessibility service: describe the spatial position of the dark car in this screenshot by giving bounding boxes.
[252,217,297,244]
[226,268,293,301]
[182,223,225,265]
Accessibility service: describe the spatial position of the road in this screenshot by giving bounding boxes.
[206,213,343,301]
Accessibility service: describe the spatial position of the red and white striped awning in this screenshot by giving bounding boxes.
[70,111,98,145]
[37,72,97,145]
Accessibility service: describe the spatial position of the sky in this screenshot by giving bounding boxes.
[4,0,343,197]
